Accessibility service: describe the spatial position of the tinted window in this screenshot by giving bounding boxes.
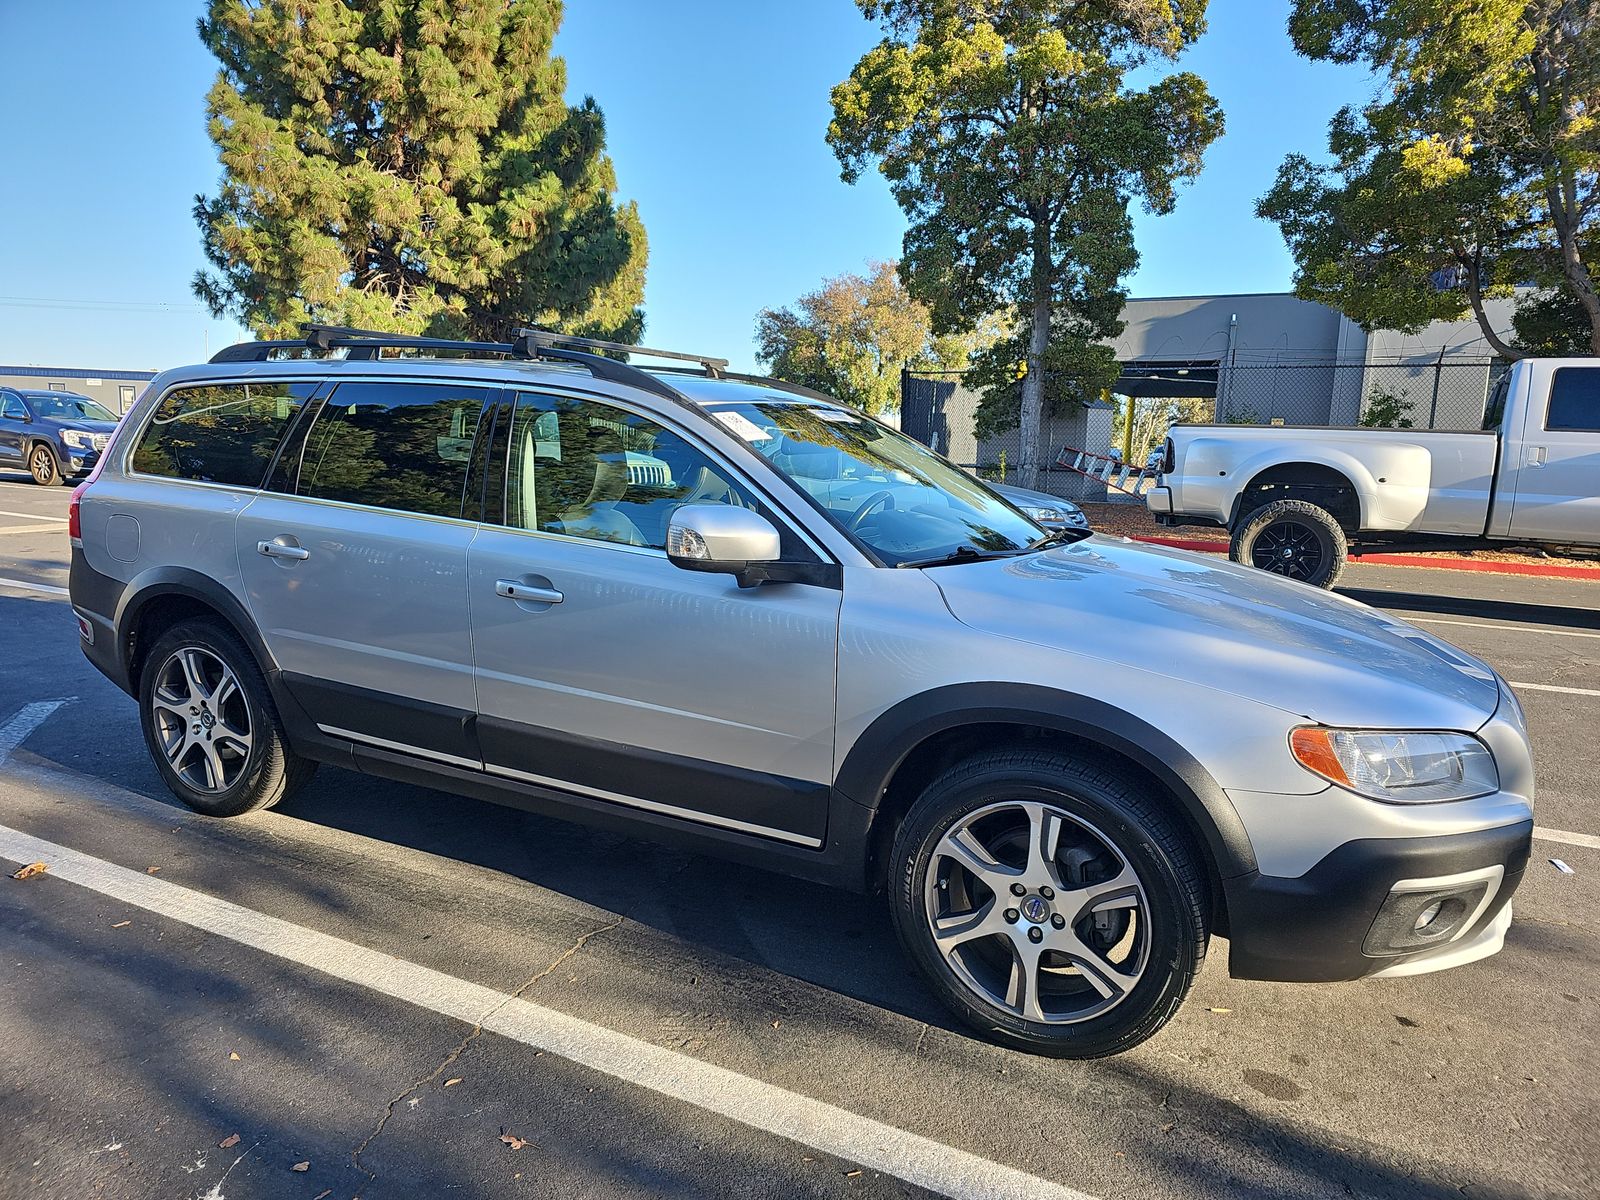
[133,382,315,487]
[1547,368,1600,432]
[1,395,25,420]
[502,392,756,550]
[297,381,488,518]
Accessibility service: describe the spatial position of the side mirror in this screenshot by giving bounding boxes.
[667,504,781,582]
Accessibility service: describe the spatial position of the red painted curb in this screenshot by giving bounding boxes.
[1129,535,1600,581]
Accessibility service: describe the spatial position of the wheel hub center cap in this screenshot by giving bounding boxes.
[200,710,216,730]
[1019,895,1051,924]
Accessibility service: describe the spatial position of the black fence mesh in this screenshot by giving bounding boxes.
[1218,358,1505,430]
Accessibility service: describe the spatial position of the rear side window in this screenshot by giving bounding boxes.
[295,381,489,519]
[1547,368,1600,432]
[132,382,316,486]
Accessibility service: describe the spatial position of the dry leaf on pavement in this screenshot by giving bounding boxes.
[443,1078,462,1088]
[219,1133,240,1149]
[228,1052,241,1061]
[499,1131,530,1151]
[291,1161,309,1172]
[145,866,161,874]
[11,862,48,880]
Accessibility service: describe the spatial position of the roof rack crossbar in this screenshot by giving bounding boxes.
[206,324,694,406]
[518,328,728,377]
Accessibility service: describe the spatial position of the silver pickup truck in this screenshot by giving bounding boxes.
[1147,357,1600,586]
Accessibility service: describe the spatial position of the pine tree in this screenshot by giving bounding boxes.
[193,0,646,343]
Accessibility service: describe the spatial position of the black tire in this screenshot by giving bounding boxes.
[890,747,1208,1058]
[138,618,316,817]
[1230,498,1347,589]
[28,442,64,486]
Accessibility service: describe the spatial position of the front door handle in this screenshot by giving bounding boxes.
[1527,446,1546,467]
[257,540,310,561]
[495,579,563,604]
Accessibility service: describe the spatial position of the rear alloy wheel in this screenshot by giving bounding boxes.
[29,443,63,486]
[139,619,316,817]
[892,748,1208,1058]
[1230,498,1347,589]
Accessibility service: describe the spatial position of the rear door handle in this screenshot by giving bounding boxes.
[495,579,563,604]
[257,540,310,561]
[1527,446,1546,467]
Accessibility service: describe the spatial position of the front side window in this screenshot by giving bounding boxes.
[34,394,116,422]
[296,381,489,519]
[132,382,316,487]
[500,392,759,551]
[1,394,26,420]
[1546,367,1600,432]
[705,397,1046,566]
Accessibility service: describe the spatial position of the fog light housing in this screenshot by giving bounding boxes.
[1362,866,1504,957]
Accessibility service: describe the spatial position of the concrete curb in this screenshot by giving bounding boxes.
[1130,535,1600,581]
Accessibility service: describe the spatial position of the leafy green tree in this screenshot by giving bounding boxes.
[754,261,991,415]
[193,0,646,343]
[1259,0,1600,359]
[828,0,1223,486]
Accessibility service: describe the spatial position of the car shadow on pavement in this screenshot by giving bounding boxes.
[1340,586,1600,632]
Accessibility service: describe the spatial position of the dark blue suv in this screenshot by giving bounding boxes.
[0,388,120,485]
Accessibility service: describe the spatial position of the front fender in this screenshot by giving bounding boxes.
[834,682,1258,883]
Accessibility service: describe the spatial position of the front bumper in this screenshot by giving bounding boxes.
[1221,820,1531,982]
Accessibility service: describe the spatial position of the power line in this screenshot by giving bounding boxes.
[0,295,213,314]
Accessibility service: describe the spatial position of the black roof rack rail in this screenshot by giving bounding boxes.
[648,364,843,406]
[207,324,694,405]
[518,327,728,377]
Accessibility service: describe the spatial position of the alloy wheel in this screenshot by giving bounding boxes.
[30,446,56,485]
[923,799,1150,1024]
[148,646,254,793]
[1251,519,1326,581]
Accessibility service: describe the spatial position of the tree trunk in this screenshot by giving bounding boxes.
[1456,246,1524,361]
[1018,219,1051,490]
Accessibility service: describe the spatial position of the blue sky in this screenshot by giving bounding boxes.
[0,1,1373,373]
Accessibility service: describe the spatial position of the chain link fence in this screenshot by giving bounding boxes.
[1218,357,1505,430]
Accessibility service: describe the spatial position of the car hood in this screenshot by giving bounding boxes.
[929,536,1501,730]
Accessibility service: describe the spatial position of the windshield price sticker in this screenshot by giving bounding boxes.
[712,411,773,442]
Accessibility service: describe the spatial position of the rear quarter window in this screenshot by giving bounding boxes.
[132,382,316,486]
[1546,367,1600,432]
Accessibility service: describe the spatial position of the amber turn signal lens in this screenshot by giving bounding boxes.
[1290,728,1352,787]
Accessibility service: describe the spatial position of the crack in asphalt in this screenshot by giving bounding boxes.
[348,913,624,1196]
[912,1022,930,1058]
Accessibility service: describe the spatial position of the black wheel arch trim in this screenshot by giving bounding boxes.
[111,566,282,695]
[834,683,1258,881]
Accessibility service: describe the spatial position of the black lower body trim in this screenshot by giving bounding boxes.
[476,716,830,846]
[280,672,479,767]
[1223,820,1532,982]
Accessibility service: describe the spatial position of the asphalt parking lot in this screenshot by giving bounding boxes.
[0,472,1595,1200]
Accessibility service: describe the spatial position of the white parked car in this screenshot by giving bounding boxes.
[1149,358,1600,586]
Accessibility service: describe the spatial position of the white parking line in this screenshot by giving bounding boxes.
[0,509,68,523]
[1408,617,1600,641]
[1509,681,1600,698]
[0,818,1095,1200]
[0,701,67,765]
[0,524,64,536]
[0,576,68,598]
[1535,827,1600,851]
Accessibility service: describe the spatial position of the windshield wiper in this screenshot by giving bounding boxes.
[1025,528,1090,551]
[895,544,1025,569]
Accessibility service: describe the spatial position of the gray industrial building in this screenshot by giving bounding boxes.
[0,366,157,415]
[901,291,1517,499]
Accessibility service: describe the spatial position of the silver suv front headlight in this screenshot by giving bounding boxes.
[1290,728,1498,803]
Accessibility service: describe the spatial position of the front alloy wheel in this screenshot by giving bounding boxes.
[925,800,1149,1025]
[29,444,62,486]
[892,748,1208,1057]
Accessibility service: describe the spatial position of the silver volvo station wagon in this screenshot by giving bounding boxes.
[68,326,1535,1057]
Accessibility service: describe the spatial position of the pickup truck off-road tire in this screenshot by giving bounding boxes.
[890,747,1209,1058]
[138,619,317,817]
[1231,498,1348,589]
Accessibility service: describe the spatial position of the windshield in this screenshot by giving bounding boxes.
[34,395,116,422]
[706,399,1045,566]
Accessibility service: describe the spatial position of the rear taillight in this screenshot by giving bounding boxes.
[68,453,107,541]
